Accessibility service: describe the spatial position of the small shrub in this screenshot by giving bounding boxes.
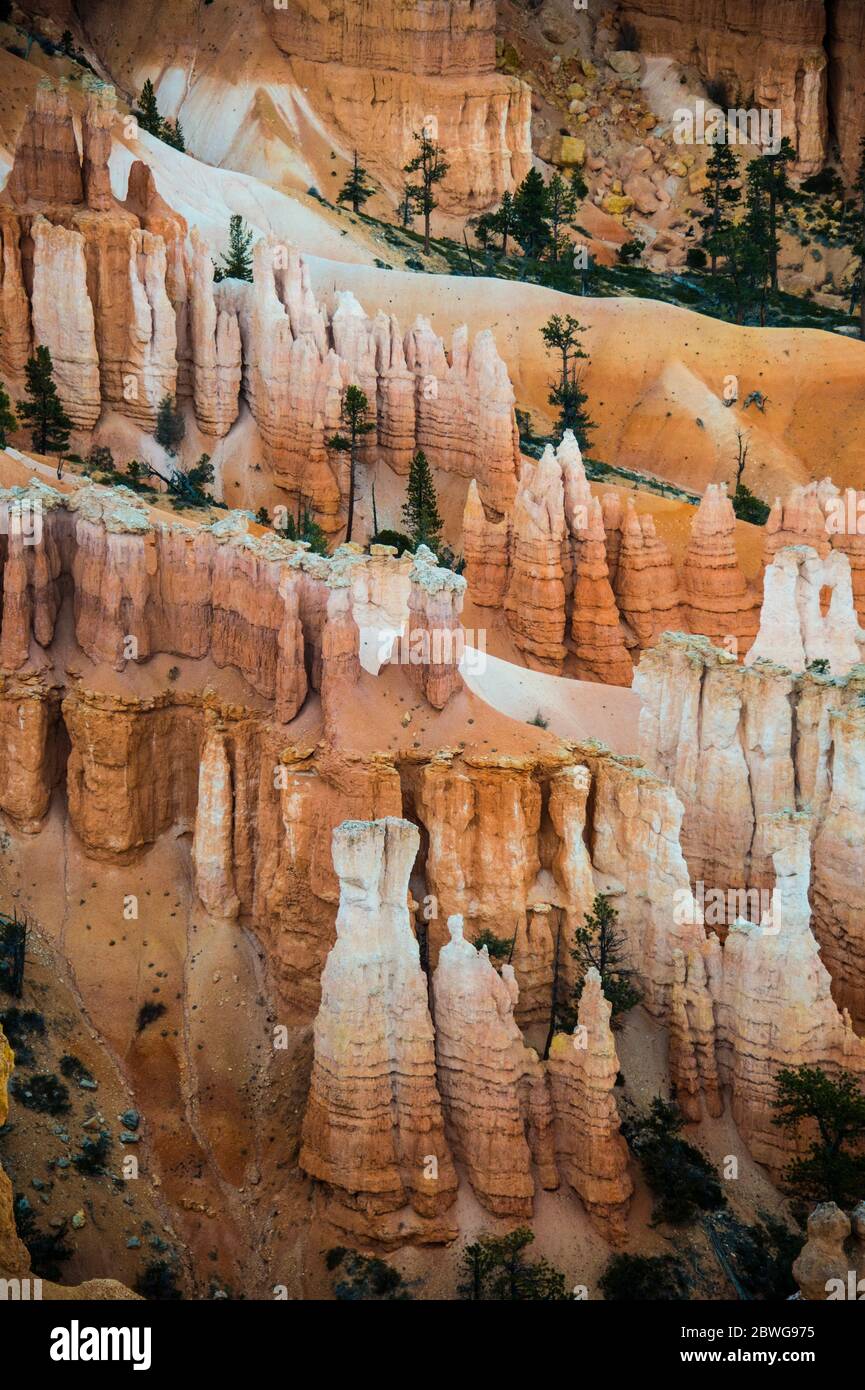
[686,247,707,270]
[473,927,514,961]
[167,666,180,682]
[624,1096,724,1226]
[136,1001,167,1034]
[732,483,770,526]
[14,1197,72,1281]
[599,1252,690,1300]
[617,20,640,51]
[326,1247,413,1300]
[369,529,413,554]
[0,1007,45,1066]
[135,1259,182,1300]
[11,1072,70,1115]
[59,1053,94,1086]
[528,710,549,728]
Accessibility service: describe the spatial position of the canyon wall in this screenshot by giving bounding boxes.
[266,0,532,210]
[618,0,831,174]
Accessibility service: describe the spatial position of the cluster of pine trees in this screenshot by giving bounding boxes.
[137,78,185,152]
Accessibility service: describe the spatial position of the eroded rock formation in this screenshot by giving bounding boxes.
[432,914,557,1215]
[547,968,633,1243]
[299,817,458,1243]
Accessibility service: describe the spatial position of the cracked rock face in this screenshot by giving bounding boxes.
[299,817,458,1244]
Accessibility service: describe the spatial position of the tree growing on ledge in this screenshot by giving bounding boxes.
[401,449,443,553]
[337,151,375,215]
[555,893,641,1035]
[17,346,71,455]
[136,78,185,152]
[155,394,186,455]
[404,126,450,255]
[214,214,254,282]
[326,384,375,543]
[541,312,595,448]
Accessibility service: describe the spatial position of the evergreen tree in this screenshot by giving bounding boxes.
[540,312,595,447]
[17,346,72,455]
[215,215,254,282]
[513,167,550,260]
[558,894,641,1031]
[399,183,416,229]
[545,172,583,266]
[401,449,443,552]
[326,385,375,543]
[161,118,186,153]
[404,129,450,255]
[154,394,185,455]
[60,29,76,58]
[457,1228,572,1301]
[277,504,329,556]
[772,1065,865,1208]
[749,137,795,291]
[0,382,17,448]
[492,189,517,257]
[337,151,375,214]
[137,79,163,138]
[699,142,741,275]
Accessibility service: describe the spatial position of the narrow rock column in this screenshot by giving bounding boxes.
[547,968,633,1243]
[192,725,240,920]
[432,915,558,1216]
[300,818,458,1244]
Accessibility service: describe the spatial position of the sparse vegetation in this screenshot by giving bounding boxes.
[135,1258,183,1300]
[73,1128,112,1175]
[136,1000,167,1034]
[457,1227,573,1300]
[325,1246,414,1300]
[557,894,641,1032]
[0,1006,44,1064]
[772,1064,865,1208]
[11,1071,71,1115]
[599,1251,690,1300]
[472,927,514,962]
[213,214,254,283]
[624,1096,724,1226]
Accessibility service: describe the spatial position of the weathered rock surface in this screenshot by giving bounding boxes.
[299,818,458,1243]
[547,968,633,1243]
[793,1203,854,1300]
[432,914,557,1215]
[503,447,567,672]
[681,484,759,654]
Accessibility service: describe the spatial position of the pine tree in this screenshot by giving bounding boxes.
[401,449,443,552]
[772,1066,865,1207]
[699,142,741,275]
[16,346,72,455]
[0,382,17,448]
[749,137,795,290]
[457,1229,572,1301]
[137,79,163,137]
[541,313,595,446]
[513,168,550,260]
[154,394,185,455]
[215,215,254,282]
[162,118,186,153]
[560,893,641,1029]
[545,172,583,266]
[326,385,375,543]
[403,129,450,255]
[337,151,375,214]
[60,29,76,57]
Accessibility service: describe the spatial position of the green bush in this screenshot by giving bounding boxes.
[599,1252,690,1300]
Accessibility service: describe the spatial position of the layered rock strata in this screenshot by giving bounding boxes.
[432,914,557,1215]
[299,818,458,1243]
[547,968,633,1243]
